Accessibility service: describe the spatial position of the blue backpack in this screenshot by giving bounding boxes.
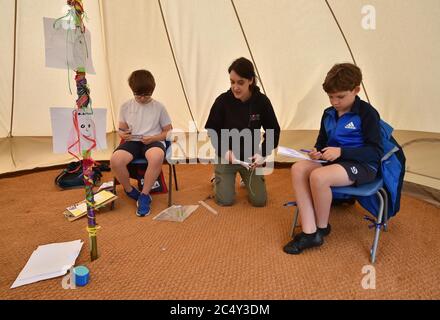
[332,120,406,218]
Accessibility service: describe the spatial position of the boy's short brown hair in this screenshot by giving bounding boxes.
[322,63,362,93]
[128,70,156,95]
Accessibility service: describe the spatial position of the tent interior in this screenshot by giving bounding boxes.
[1,0,439,206]
[1,0,440,300]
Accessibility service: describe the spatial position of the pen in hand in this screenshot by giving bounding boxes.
[301,148,320,160]
[118,127,132,140]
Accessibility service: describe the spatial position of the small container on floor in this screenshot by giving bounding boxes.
[73,266,90,287]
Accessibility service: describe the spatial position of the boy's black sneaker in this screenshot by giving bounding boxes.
[317,224,331,237]
[292,224,331,242]
[283,232,323,255]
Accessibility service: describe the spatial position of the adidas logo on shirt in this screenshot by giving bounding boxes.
[344,122,356,129]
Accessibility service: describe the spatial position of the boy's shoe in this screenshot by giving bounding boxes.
[283,232,323,255]
[136,193,152,217]
[125,186,140,201]
[317,224,331,237]
[292,224,331,242]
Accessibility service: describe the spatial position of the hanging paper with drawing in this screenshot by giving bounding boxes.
[50,107,107,154]
[43,17,95,74]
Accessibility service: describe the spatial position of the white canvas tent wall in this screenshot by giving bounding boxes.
[1,0,439,196]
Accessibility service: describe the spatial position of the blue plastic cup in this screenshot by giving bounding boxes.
[73,266,90,287]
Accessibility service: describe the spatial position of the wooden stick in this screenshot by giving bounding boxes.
[198,200,218,215]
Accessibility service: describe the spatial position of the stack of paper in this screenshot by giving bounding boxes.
[11,240,83,288]
[277,146,327,163]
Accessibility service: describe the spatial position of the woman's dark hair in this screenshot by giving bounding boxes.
[228,57,258,90]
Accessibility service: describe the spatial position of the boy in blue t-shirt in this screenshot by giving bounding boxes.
[284,63,383,255]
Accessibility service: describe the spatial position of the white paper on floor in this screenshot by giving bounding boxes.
[11,240,83,289]
[152,205,199,222]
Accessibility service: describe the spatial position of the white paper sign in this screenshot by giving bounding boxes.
[50,107,107,153]
[43,17,96,74]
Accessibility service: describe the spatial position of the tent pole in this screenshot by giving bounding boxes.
[324,0,371,103]
[9,0,18,138]
[157,0,198,133]
[230,0,267,96]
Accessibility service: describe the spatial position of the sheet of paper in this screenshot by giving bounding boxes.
[277,146,327,163]
[232,159,251,169]
[97,181,114,192]
[11,240,83,288]
[153,205,199,222]
[50,107,107,153]
[43,17,96,74]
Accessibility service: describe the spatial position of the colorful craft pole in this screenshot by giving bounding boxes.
[68,0,99,261]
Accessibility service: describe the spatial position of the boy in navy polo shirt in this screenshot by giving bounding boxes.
[283,63,383,255]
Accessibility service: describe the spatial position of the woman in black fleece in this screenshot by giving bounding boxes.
[205,57,280,207]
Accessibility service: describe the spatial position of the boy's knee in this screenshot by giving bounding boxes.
[291,161,307,176]
[146,149,165,165]
[149,156,164,167]
[292,160,312,169]
[110,155,127,168]
[309,170,325,186]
